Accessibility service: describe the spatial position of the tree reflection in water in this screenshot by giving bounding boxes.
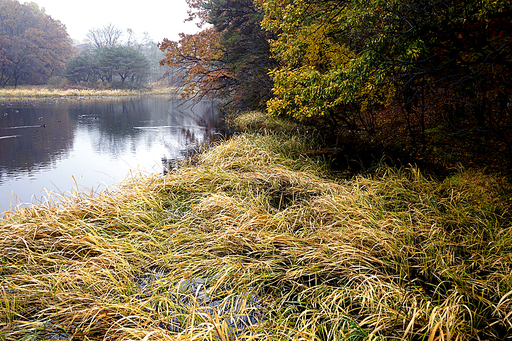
[0,96,226,214]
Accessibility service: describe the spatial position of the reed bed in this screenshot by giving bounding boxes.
[0,133,511,340]
[0,86,173,100]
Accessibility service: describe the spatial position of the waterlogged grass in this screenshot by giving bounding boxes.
[0,133,511,340]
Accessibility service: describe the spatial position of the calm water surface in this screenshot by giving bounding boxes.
[0,96,224,214]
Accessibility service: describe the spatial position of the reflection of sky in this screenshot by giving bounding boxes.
[0,98,222,215]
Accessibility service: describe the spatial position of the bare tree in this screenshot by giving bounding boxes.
[126,28,152,52]
[86,23,123,49]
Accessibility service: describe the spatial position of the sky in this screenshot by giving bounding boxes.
[32,0,201,43]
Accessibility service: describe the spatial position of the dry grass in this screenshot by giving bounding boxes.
[227,111,298,133]
[0,133,511,340]
[0,86,174,100]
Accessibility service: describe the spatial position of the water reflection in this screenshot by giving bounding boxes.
[0,96,224,214]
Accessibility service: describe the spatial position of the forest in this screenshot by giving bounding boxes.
[3,0,511,173]
[159,0,512,173]
[0,0,74,87]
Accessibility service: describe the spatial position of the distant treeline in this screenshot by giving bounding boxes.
[65,24,172,87]
[0,1,171,88]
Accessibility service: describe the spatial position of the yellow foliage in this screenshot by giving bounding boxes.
[302,23,352,69]
[260,0,397,120]
[359,78,396,112]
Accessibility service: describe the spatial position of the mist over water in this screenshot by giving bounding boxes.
[0,96,224,215]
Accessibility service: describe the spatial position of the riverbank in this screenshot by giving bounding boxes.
[0,85,175,102]
[1,126,511,339]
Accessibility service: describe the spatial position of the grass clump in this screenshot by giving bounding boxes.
[227,111,299,133]
[0,133,511,340]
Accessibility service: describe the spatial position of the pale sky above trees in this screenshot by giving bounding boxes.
[32,0,200,43]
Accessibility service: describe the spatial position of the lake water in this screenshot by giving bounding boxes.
[0,96,224,215]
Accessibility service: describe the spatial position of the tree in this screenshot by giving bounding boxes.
[257,0,395,129]
[86,23,123,50]
[64,52,98,84]
[159,27,225,98]
[158,0,276,109]
[206,0,277,108]
[64,46,150,85]
[66,25,155,86]
[258,0,512,137]
[125,28,168,82]
[256,0,512,169]
[341,0,512,138]
[0,0,74,87]
[98,46,149,83]
[126,28,151,52]
[0,35,9,72]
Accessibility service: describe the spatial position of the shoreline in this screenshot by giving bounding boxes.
[0,86,178,102]
[1,129,510,340]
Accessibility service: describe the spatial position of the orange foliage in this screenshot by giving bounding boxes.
[159,27,230,98]
[0,0,74,87]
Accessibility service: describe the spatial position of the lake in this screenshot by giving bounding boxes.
[0,96,225,215]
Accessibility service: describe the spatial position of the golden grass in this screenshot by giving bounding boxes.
[227,111,299,133]
[0,133,511,340]
[0,86,175,100]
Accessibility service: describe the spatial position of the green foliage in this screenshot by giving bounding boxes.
[258,0,397,124]
[65,46,150,85]
[258,0,512,136]
[64,52,97,83]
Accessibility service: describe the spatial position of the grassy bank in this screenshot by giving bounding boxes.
[0,86,174,101]
[0,131,511,340]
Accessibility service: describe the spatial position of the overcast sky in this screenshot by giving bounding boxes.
[32,0,200,43]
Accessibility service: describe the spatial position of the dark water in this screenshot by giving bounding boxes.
[0,96,224,215]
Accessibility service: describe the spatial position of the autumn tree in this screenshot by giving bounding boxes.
[259,0,512,124]
[258,0,371,126]
[340,0,512,139]
[159,0,276,109]
[159,27,224,98]
[258,0,512,168]
[0,0,74,87]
